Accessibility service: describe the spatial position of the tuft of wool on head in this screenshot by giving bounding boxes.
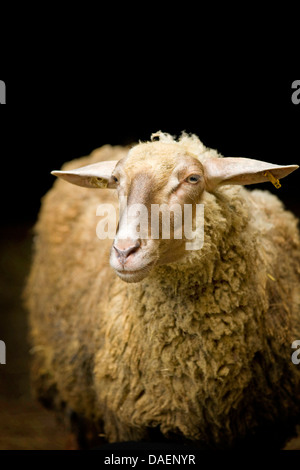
[150,131,222,162]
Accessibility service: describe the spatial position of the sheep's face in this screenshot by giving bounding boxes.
[109,143,206,283]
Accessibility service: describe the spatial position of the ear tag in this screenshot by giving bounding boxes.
[263,171,281,189]
[89,177,108,188]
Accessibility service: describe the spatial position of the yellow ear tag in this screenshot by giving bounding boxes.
[263,171,281,189]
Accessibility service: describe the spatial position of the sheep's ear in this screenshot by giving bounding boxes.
[204,157,299,191]
[51,160,119,188]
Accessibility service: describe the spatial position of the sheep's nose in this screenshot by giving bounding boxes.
[113,239,141,262]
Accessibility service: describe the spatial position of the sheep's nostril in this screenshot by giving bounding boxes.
[113,240,141,261]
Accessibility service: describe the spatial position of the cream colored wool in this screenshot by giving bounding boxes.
[24,134,300,448]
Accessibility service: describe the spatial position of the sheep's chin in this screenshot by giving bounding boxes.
[115,267,152,283]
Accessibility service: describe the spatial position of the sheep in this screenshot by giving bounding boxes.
[24,131,300,450]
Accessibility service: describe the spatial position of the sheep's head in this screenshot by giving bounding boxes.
[108,142,207,282]
[52,132,298,283]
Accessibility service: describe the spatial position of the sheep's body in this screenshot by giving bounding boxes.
[25,136,300,449]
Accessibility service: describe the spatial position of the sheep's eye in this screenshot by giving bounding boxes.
[186,174,201,184]
[112,176,119,184]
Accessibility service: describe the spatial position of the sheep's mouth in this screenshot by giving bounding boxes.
[115,261,155,283]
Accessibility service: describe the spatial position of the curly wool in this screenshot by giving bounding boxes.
[24,134,300,448]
